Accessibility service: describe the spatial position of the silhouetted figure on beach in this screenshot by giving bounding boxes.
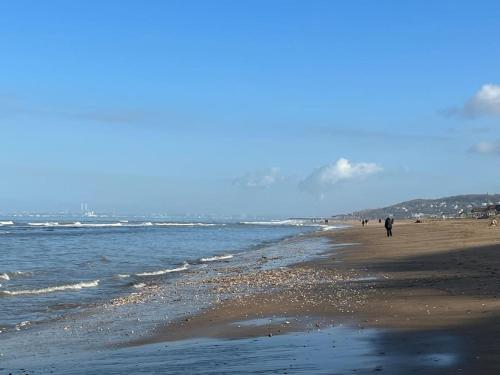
[384,217,393,237]
[362,220,365,227]
[378,218,382,224]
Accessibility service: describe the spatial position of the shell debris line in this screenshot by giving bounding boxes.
[180,265,370,314]
[102,260,371,320]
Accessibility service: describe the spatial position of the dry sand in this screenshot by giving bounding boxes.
[126,219,500,373]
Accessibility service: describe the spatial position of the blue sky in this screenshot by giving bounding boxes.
[1,0,499,217]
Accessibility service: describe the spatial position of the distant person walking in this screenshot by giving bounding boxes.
[384,217,393,237]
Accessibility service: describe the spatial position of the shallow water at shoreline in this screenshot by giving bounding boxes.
[0,221,467,374]
[0,218,330,332]
[0,222,341,369]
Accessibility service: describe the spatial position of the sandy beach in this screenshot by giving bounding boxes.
[126,219,500,373]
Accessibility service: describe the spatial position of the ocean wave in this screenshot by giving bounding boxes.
[0,280,100,296]
[320,225,341,231]
[0,271,32,281]
[28,222,60,226]
[27,221,156,228]
[15,320,31,331]
[241,220,307,226]
[73,222,121,227]
[241,220,339,231]
[200,254,233,262]
[154,222,220,227]
[0,220,14,226]
[136,263,189,277]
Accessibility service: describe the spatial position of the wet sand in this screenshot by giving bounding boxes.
[126,219,500,373]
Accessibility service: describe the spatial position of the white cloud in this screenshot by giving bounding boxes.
[469,140,500,155]
[449,84,500,118]
[233,167,283,188]
[299,158,382,196]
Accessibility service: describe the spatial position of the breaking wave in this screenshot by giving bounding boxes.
[154,222,220,227]
[200,254,233,262]
[320,225,342,231]
[25,221,219,228]
[135,263,189,277]
[241,220,340,231]
[27,222,154,228]
[241,220,309,226]
[0,271,32,281]
[28,222,60,227]
[15,320,31,331]
[0,220,14,226]
[0,280,100,296]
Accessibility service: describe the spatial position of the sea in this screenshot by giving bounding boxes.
[0,217,334,332]
[0,216,346,370]
[0,217,462,374]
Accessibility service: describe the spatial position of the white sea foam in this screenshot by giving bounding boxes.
[121,222,153,227]
[68,222,123,227]
[154,222,219,227]
[242,220,340,231]
[26,221,222,228]
[200,254,234,262]
[132,283,146,289]
[136,263,189,276]
[320,225,341,231]
[28,221,156,228]
[0,221,14,226]
[28,222,59,227]
[241,219,307,226]
[117,274,131,278]
[15,321,31,331]
[154,223,218,227]
[1,280,100,296]
[0,271,32,281]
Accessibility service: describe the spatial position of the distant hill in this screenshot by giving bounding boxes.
[346,194,500,219]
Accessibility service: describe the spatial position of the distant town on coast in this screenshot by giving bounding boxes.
[336,193,500,220]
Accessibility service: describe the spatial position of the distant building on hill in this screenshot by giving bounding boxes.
[470,204,500,219]
[348,194,500,220]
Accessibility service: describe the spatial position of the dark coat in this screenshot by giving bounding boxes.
[384,218,392,229]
